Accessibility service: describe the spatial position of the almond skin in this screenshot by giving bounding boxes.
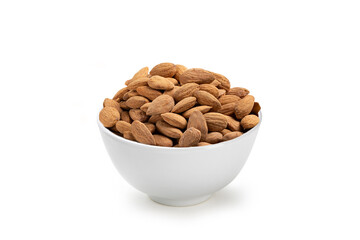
[103,98,122,113]
[174,64,187,81]
[222,131,243,141]
[144,122,156,133]
[178,127,201,147]
[127,77,149,90]
[156,120,183,139]
[221,129,232,135]
[194,90,221,111]
[150,63,177,78]
[234,95,255,119]
[199,84,219,98]
[224,115,241,131]
[112,87,129,101]
[179,68,215,85]
[148,76,174,90]
[115,121,131,134]
[163,86,180,97]
[153,134,173,147]
[218,102,236,116]
[173,83,199,102]
[211,72,231,91]
[136,86,162,101]
[146,95,175,116]
[99,107,120,128]
[129,109,148,122]
[219,95,241,105]
[204,112,228,132]
[148,114,162,123]
[130,120,156,145]
[123,131,136,141]
[187,110,208,141]
[171,96,197,113]
[166,77,179,86]
[126,96,149,109]
[240,115,260,130]
[251,102,261,115]
[210,80,221,87]
[205,132,223,144]
[120,111,131,123]
[140,102,151,112]
[182,106,212,118]
[218,89,226,97]
[228,87,249,98]
[132,66,149,80]
[161,113,187,129]
[123,90,140,101]
[119,101,130,110]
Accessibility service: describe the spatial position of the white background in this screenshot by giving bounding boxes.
[1,0,359,239]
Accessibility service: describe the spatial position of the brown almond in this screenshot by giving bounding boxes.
[174,64,187,81]
[251,102,261,115]
[161,113,187,129]
[150,62,177,78]
[234,95,255,119]
[153,134,173,147]
[136,86,162,101]
[121,111,131,123]
[110,125,119,133]
[218,89,226,97]
[146,95,175,116]
[166,77,179,86]
[210,80,221,87]
[115,121,131,134]
[156,120,183,139]
[198,142,211,146]
[132,67,149,80]
[211,72,231,91]
[171,97,197,113]
[126,96,149,109]
[163,86,180,97]
[219,95,241,105]
[123,90,140,100]
[131,120,156,145]
[221,129,232,135]
[222,131,243,141]
[148,76,175,90]
[144,122,156,133]
[123,131,136,141]
[240,115,260,130]
[127,77,149,90]
[129,109,148,122]
[113,87,129,101]
[194,90,221,111]
[204,112,228,132]
[140,102,151,112]
[148,114,162,123]
[228,87,249,98]
[99,107,120,128]
[205,132,223,144]
[224,115,241,131]
[218,102,236,115]
[182,106,212,118]
[179,68,215,85]
[199,84,219,98]
[103,98,122,113]
[178,127,201,147]
[187,110,208,141]
[173,83,199,102]
[119,101,130,110]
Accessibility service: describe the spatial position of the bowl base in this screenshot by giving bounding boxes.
[149,194,212,207]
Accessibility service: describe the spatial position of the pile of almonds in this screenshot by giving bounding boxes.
[99,63,261,147]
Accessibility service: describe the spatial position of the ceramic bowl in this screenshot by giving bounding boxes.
[98,111,261,206]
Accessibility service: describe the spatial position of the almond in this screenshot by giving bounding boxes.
[219,95,241,105]
[198,142,211,146]
[146,95,175,116]
[199,84,219,98]
[228,87,249,98]
[121,111,131,123]
[240,115,260,130]
[126,96,149,109]
[205,132,223,144]
[148,76,175,90]
[211,72,231,91]
[115,121,131,134]
[221,129,232,135]
[131,120,156,145]
[224,115,241,131]
[210,80,221,87]
[178,127,201,147]
[251,102,261,115]
[112,87,129,101]
[140,102,151,112]
[173,83,199,102]
[161,113,187,129]
[129,109,148,122]
[144,122,156,133]
[103,98,122,113]
[132,66,149,80]
[156,120,183,139]
[123,90,140,100]
[174,64,187,81]
[99,107,120,127]
[187,110,208,141]
[171,96,197,113]
[179,68,215,85]
[127,77,149,90]
[163,86,180,97]
[136,86,162,100]
[182,106,212,118]
[166,77,179,86]
[150,62,176,78]
[153,134,173,147]
[148,114,162,123]
[218,89,226,97]
[222,131,243,141]
[234,95,255,119]
[123,131,136,141]
[218,102,236,115]
[204,112,228,132]
[119,101,130,110]
[194,90,221,111]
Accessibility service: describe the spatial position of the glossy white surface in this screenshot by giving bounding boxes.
[98,112,261,206]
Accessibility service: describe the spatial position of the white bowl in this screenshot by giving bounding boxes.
[98,112,262,207]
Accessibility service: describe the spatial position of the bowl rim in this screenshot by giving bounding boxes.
[98,109,262,150]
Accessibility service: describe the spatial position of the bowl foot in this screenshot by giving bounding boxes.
[149,194,212,207]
